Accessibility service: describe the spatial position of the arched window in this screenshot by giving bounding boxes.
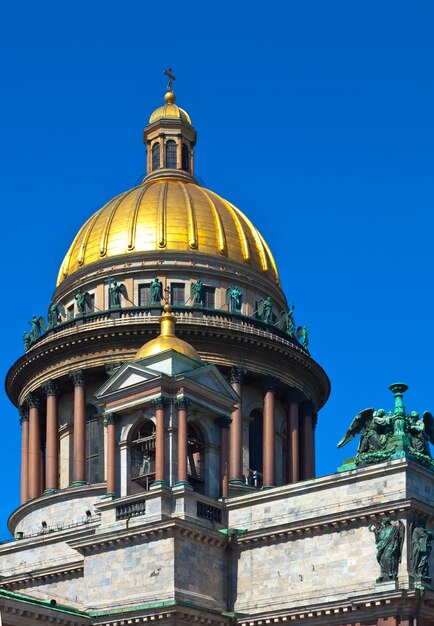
[152,143,160,171]
[165,140,177,169]
[187,423,205,494]
[182,144,190,172]
[86,404,102,484]
[130,421,156,491]
[248,409,263,487]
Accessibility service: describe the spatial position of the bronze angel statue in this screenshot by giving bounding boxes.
[108,281,128,308]
[47,300,66,327]
[337,408,394,456]
[75,289,93,315]
[190,278,204,305]
[226,286,243,313]
[256,296,273,324]
[296,323,310,350]
[407,411,434,458]
[23,315,46,349]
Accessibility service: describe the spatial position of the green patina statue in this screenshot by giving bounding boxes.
[256,296,273,324]
[23,315,46,350]
[47,300,66,328]
[369,517,405,583]
[337,383,434,471]
[150,277,163,304]
[410,519,433,586]
[296,323,310,350]
[75,289,93,315]
[190,278,204,305]
[226,286,243,313]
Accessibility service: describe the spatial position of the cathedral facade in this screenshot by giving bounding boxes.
[0,80,433,626]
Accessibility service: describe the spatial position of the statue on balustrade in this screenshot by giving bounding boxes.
[257,296,273,324]
[410,519,433,584]
[150,277,163,304]
[369,517,405,583]
[191,278,204,305]
[296,323,310,350]
[281,303,295,336]
[226,286,243,313]
[23,315,46,350]
[47,300,66,328]
[407,410,434,457]
[75,289,93,315]
[108,280,129,308]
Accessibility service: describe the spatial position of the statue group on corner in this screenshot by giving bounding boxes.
[337,389,434,469]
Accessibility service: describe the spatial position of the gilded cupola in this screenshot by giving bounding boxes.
[56,72,280,287]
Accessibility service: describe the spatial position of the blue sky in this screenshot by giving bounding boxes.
[0,1,433,536]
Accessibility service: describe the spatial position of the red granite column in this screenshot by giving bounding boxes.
[262,377,278,487]
[27,394,42,499]
[104,413,117,496]
[286,391,300,483]
[229,367,243,484]
[301,401,316,479]
[153,396,167,485]
[70,370,87,485]
[43,380,59,493]
[176,398,190,485]
[219,417,230,497]
[19,407,29,504]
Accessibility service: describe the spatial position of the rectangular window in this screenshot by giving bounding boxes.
[138,284,151,307]
[203,286,215,309]
[171,283,185,306]
[67,304,74,320]
[86,417,101,484]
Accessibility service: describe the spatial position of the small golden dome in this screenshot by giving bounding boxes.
[149,91,191,124]
[57,177,280,285]
[135,304,202,361]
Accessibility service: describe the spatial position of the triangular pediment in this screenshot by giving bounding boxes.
[94,362,161,399]
[180,364,239,401]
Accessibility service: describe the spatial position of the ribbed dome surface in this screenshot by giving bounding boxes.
[57,177,280,285]
[149,102,191,124]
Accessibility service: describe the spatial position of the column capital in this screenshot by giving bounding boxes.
[286,388,302,404]
[301,399,316,416]
[218,416,232,429]
[230,366,244,384]
[70,370,86,387]
[262,375,279,392]
[19,406,29,423]
[176,397,190,411]
[26,393,41,409]
[103,413,116,427]
[152,395,168,410]
[42,379,60,397]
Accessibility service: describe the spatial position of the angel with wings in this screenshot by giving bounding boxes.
[226,286,242,313]
[28,315,46,343]
[75,289,93,315]
[109,280,128,308]
[191,278,204,305]
[47,300,66,327]
[337,408,393,456]
[407,411,434,458]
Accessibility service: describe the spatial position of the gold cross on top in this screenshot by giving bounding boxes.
[164,68,176,92]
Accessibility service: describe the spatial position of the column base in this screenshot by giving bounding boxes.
[150,480,169,490]
[229,478,245,486]
[43,488,58,495]
[102,492,117,499]
[174,480,193,490]
[69,480,87,488]
[261,484,275,489]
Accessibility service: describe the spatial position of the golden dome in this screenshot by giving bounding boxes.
[149,91,191,125]
[135,304,202,361]
[57,177,280,285]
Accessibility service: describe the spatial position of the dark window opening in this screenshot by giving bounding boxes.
[187,423,205,494]
[86,293,95,314]
[171,283,185,306]
[182,144,190,172]
[86,405,101,484]
[67,304,75,320]
[248,409,263,487]
[165,140,177,169]
[202,286,215,309]
[152,143,160,171]
[138,284,151,307]
[130,421,156,492]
